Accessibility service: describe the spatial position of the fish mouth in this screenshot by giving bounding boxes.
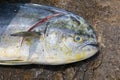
[75,42,99,56]
[77,42,99,60]
[79,42,98,49]
[87,43,98,48]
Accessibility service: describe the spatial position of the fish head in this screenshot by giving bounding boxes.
[43,15,99,64]
[62,31,98,62]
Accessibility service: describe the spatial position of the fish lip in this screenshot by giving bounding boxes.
[78,42,99,53]
[78,42,98,49]
[87,43,98,47]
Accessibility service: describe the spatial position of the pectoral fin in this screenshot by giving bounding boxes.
[11,31,41,37]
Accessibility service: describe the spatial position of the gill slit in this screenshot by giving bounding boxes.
[20,13,61,46]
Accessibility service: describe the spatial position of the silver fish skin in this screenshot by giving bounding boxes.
[0,3,98,65]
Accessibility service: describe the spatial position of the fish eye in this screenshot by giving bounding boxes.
[74,35,83,42]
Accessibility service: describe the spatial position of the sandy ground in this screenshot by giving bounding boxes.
[0,0,120,80]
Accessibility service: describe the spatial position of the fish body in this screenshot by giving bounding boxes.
[0,4,98,65]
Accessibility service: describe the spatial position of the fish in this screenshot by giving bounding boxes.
[0,3,98,65]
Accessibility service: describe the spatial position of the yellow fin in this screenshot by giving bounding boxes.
[0,60,31,65]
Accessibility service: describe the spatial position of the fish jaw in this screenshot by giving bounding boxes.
[28,47,98,65]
